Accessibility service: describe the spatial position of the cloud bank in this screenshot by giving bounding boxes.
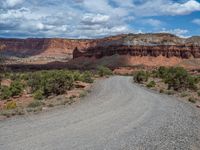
[0,0,200,38]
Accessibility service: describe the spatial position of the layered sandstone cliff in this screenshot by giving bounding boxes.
[1,33,200,65]
[0,38,95,57]
[73,33,200,59]
[73,45,200,59]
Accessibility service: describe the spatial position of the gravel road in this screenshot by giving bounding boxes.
[0,76,200,150]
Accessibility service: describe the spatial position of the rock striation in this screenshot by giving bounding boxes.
[73,33,200,59]
[0,38,94,57]
[1,33,200,64]
[73,45,200,59]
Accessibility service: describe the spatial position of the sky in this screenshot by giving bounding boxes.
[1,0,200,38]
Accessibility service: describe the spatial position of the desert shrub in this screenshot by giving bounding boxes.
[72,71,82,81]
[9,73,21,81]
[155,67,197,91]
[180,92,189,97]
[28,70,74,97]
[188,97,197,103]
[44,75,72,96]
[97,66,113,77]
[0,86,12,100]
[33,90,44,100]
[0,80,24,99]
[80,71,94,83]
[198,91,200,96]
[156,66,169,78]
[9,80,24,97]
[146,81,156,88]
[4,101,17,110]
[18,73,30,80]
[166,67,197,91]
[134,71,149,83]
[28,100,42,108]
[159,89,164,93]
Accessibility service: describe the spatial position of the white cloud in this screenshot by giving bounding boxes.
[6,0,24,7]
[81,14,110,25]
[141,19,162,27]
[160,28,189,37]
[133,0,200,16]
[163,0,200,15]
[0,0,198,38]
[192,19,200,25]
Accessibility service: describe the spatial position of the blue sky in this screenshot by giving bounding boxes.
[1,0,200,38]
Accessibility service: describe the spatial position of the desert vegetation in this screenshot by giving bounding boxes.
[0,66,113,118]
[134,66,200,104]
[0,70,95,117]
[97,65,113,77]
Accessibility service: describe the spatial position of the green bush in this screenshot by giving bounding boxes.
[153,67,197,91]
[80,71,94,83]
[0,86,12,100]
[72,71,82,81]
[9,80,24,97]
[0,80,24,99]
[165,67,197,91]
[28,70,74,97]
[97,66,113,77]
[146,81,156,88]
[33,90,44,100]
[156,66,169,78]
[134,71,149,83]
[1,70,94,100]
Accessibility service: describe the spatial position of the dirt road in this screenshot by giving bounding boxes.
[0,76,200,150]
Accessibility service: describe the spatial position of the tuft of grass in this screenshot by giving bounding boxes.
[28,100,42,108]
[188,97,197,103]
[180,92,189,97]
[159,89,164,93]
[4,101,17,110]
[164,90,175,95]
[79,91,87,98]
[197,91,200,97]
[146,81,156,88]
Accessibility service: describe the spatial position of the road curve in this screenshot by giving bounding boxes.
[0,76,200,150]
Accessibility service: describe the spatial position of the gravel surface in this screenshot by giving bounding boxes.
[0,76,200,150]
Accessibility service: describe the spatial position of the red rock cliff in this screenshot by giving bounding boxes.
[1,33,200,61]
[73,45,200,59]
[0,38,96,57]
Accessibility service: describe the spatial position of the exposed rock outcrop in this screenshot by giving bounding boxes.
[1,33,200,65]
[0,38,95,57]
[73,45,200,59]
[73,33,200,59]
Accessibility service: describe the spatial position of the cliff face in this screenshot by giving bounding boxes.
[0,38,96,57]
[73,45,200,59]
[1,33,200,62]
[73,33,200,59]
